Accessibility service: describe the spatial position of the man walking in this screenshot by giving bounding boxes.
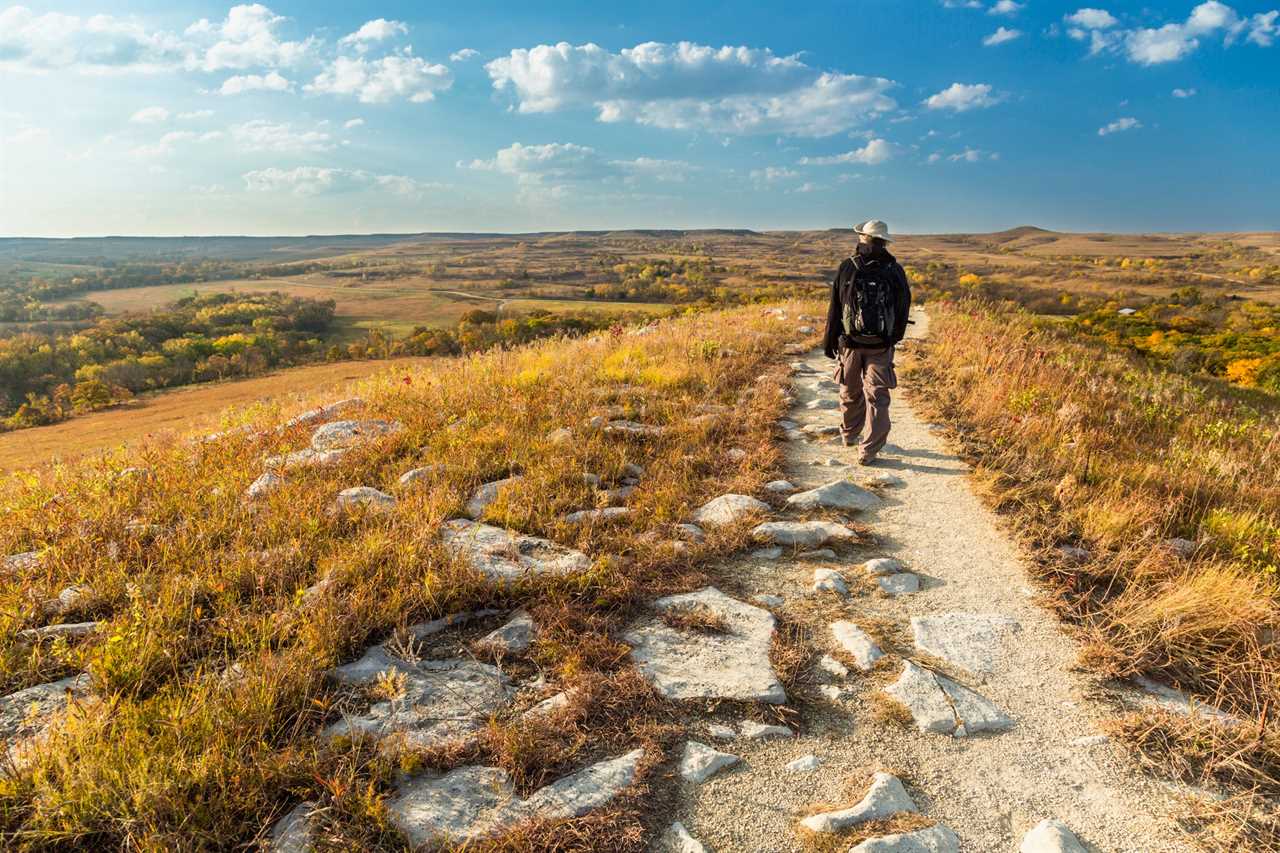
[822,219,912,465]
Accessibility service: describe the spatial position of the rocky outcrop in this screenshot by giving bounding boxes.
[441,520,591,580]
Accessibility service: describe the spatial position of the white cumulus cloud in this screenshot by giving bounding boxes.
[230,120,333,152]
[344,118,365,128]
[186,4,315,72]
[1098,116,1141,135]
[338,19,408,50]
[1066,8,1120,29]
[750,166,800,183]
[923,82,1003,111]
[989,0,1024,15]
[463,142,695,200]
[242,166,436,197]
[218,70,293,95]
[0,6,187,73]
[131,129,222,158]
[307,54,452,103]
[983,27,1022,45]
[798,138,896,165]
[1066,2,1279,65]
[1172,87,1198,97]
[131,106,170,123]
[450,48,480,62]
[485,41,896,137]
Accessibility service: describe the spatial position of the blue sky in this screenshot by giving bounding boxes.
[1,1,1277,236]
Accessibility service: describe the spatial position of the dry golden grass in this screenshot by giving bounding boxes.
[660,603,729,635]
[0,301,819,850]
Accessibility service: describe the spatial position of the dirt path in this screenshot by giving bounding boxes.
[672,309,1191,852]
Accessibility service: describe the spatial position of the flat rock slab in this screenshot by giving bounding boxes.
[310,419,402,451]
[800,771,916,833]
[911,613,1021,677]
[680,740,740,783]
[17,621,99,644]
[466,476,522,519]
[399,465,443,486]
[1020,818,1088,852]
[327,647,512,748]
[564,507,631,524]
[786,480,881,512]
[785,754,823,773]
[692,494,769,528]
[879,573,920,595]
[441,519,592,581]
[2,551,42,573]
[752,521,855,549]
[1131,676,1239,724]
[246,472,283,500]
[267,801,319,853]
[477,610,535,653]
[831,621,884,671]
[1,674,91,766]
[813,568,848,596]
[850,824,961,853]
[264,448,348,471]
[662,821,708,853]
[865,557,905,576]
[740,720,793,739]
[335,487,395,513]
[885,661,1013,738]
[764,479,797,493]
[625,587,786,704]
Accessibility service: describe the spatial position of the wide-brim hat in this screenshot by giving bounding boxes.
[854,219,893,242]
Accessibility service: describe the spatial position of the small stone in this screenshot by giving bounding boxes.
[800,771,917,833]
[692,494,770,528]
[753,594,785,608]
[16,621,99,644]
[1,674,92,768]
[706,723,737,740]
[585,415,606,430]
[41,584,92,617]
[564,507,631,524]
[764,479,797,493]
[335,486,396,513]
[864,557,904,576]
[726,448,747,462]
[802,424,842,436]
[1020,818,1088,853]
[310,419,402,452]
[582,472,602,488]
[399,466,443,486]
[523,749,645,820]
[622,463,645,478]
[1161,537,1197,559]
[1055,544,1091,565]
[265,448,348,471]
[885,661,1013,737]
[674,523,706,543]
[267,801,319,853]
[282,397,363,429]
[603,485,636,503]
[477,610,535,654]
[777,419,800,430]
[2,551,42,573]
[680,740,740,783]
[813,569,849,596]
[787,480,881,512]
[818,684,845,701]
[1071,734,1109,747]
[752,521,854,549]
[832,621,884,671]
[662,821,707,853]
[245,471,283,500]
[785,754,823,773]
[805,398,839,410]
[798,548,837,560]
[818,654,849,680]
[547,427,573,444]
[740,721,792,740]
[466,476,522,519]
[878,573,920,595]
[751,546,784,560]
[849,824,960,853]
[863,472,905,488]
[798,325,815,334]
[604,419,664,437]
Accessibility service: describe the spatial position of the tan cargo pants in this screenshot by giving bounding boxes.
[835,344,897,460]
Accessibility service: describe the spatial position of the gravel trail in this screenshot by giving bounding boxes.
[668,308,1192,852]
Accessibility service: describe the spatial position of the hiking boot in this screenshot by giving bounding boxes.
[858,454,876,466]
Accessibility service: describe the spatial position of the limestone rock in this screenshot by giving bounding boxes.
[1020,818,1088,853]
[752,520,854,548]
[776,419,800,430]
[441,520,591,581]
[764,479,797,493]
[1132,676,1239,724]
[740,720,793,739]
[910,613,1021,676]
[310,419,402,452]
[625,587,786,704]
[388,766,523,847]
[1055,545,1090,565]
[865,557,904,576]
[753,594,785,608]
[863,472,905,488]
[283,397,363,429]
[680,740,740,783]
[264,448,347,471]
[662,821,708,853]
[751,546,784,560]
[813,569,848,596]
[832,621,884,671]
[547,427,573,444]
[564,507,631,524]
[798,325,815,334]
[407,609,504,640]
[246,471,283,500]
[726,447,747,462]
[800,771,917,833]
[798,548,837,561]
[885,661,1013,737]
[879,573,920,595]
[785,754,823,773]
[477,610,535,654]
[524,691,572,721]
[267,801,319,853]
[692,494,769,528]
[849,824,961,853]
[622,462,645,478]
[17,621,99,644]
[673,523,706,543]
[706,723,737,740]
[327,647,512,748]
[466,476,522,520]
[2,551,41,574]
[603,419,664,437]
[335,486,395,513]
[787,480,881,512]
[1162,537,1197,559]
[819,684,846,701]
[523,749,644,820]
[399,465,443,487]
[1,674,91,767]
[41,584,92,617]
[805,398,839,410]
[802,423,841,436]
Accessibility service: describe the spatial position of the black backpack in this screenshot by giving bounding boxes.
[841,256,898,345]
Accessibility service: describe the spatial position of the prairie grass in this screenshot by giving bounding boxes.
[909,298,1280,845]
[0,302,816,850]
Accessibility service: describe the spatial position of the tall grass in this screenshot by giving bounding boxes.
[0,304,815,850]
[909,298,1280,847]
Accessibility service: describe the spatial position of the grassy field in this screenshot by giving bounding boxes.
[0,357,432,473]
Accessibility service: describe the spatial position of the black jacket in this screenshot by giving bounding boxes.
[823,247,911,358]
